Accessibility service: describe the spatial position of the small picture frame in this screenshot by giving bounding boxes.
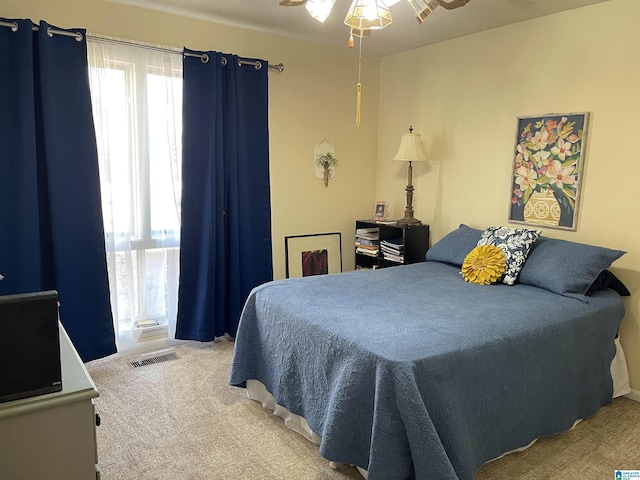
[373,201,388,221]
[285,233,342,279]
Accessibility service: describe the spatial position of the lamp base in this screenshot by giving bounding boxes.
[396,215,422,226]
[396,161,423,226]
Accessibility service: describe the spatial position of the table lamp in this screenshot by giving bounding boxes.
[392,125,427,225]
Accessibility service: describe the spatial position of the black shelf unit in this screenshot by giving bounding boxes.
[355,220,430,269]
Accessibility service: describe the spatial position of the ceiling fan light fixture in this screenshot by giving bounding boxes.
[434,0,471,10]
[406,0,438,23]
[279,0,307,5]
[344,0,393,31]
[350,27,372,39]
[305,0,337,22]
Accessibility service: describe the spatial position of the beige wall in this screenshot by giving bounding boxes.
[377,0,640,392]
[0,0,380,279]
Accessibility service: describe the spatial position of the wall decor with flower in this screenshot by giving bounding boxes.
[508,112,589,231]
[313,138,337,187]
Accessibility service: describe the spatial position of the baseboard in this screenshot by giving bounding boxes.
[116,336,193,356]
[624,389,640,403]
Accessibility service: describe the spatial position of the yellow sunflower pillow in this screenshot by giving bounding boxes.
[461,245,507,285]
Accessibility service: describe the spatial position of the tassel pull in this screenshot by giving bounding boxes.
[356,82,361,127]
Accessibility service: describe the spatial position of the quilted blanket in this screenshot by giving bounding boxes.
[229,261,624,479]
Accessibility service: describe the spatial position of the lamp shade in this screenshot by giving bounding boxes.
[344,0,393,30]
[392,132,427,162]
[436,0,472,10]
[305,0,337,22]
[406,0,439,23]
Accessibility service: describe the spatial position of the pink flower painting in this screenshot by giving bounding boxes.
[508,113,589,230]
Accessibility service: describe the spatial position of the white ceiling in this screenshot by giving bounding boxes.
[104,0,612,57]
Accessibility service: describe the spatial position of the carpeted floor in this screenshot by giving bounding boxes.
[86,340,640,480]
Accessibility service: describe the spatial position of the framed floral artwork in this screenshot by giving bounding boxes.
[285,232,342,278]
[508,113,589,231]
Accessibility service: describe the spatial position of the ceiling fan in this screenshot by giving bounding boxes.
[279,0,472,24]
[278,0,472,127]
[279,0,471,6]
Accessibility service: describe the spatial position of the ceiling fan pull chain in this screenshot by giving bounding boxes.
[356,82,362,127]
[356,35,362,126]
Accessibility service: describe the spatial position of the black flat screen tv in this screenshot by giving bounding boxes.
[0,290,62,403]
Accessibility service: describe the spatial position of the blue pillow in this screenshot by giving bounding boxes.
[518,237,626,300]
[477,226,541,286]
[425,224,483,267]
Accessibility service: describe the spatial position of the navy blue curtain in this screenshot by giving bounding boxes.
[0,19,116,361]
[176,50,273,341]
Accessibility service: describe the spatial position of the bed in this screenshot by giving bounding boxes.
[229,225,630,480]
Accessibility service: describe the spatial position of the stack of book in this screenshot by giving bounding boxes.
[355,227,379,258]
[355,264,378,271]
[380,237,404,263]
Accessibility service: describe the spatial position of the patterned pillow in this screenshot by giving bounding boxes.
[477,226,541,285]
[461,245,507,285]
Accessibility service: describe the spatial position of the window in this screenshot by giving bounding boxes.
[87,40,182,350]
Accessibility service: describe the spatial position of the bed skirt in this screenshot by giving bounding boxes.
[245,338,630,478]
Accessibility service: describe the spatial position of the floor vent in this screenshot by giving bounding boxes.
[130,350,179,368]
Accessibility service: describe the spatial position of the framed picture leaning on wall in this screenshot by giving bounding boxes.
[285,233,342,278]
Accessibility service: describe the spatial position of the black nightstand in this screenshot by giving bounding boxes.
[355,220,430,270]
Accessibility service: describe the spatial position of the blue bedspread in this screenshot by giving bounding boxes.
[229,261,624,480]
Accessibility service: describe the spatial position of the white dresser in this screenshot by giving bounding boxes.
[0,323,100,479]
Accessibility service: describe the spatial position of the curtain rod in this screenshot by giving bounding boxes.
[90,35,285,72]
[0,20,285,73]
